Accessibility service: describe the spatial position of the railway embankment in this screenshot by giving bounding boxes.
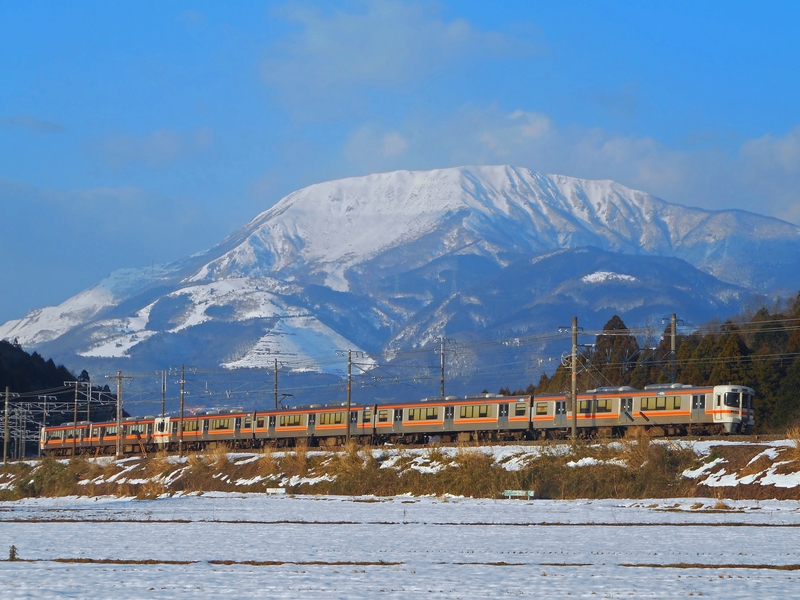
[2,435,800,502]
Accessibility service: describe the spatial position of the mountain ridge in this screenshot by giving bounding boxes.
[1,165,797,395]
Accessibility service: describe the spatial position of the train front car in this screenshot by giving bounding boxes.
[711,384,755,434]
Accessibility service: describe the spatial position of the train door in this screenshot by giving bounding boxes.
[444,406,455,433]
[498,403,509,431]
[349,410,358,439]
[393,409,403,433]
[691,394,706,423]
[308,413,316,437]
[713,392,723,424]
[620,398,634,423]
[554,401,566,427]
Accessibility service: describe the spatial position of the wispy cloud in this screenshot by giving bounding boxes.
[262,0,539,113]
[0,114,65,134]
[99,127,213,170]
[332,106,800,226]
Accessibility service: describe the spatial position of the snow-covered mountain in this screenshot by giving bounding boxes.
[2,165,798,396]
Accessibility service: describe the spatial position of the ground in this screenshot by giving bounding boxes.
[1,493,799,598]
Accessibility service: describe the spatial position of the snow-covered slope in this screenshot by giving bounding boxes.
[2,165,798,384]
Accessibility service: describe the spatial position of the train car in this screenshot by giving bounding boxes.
[371,394,532,444]
[531,383,755,438]
[40,382,755,457]
[39,421,93,456]
[152,409,252,452]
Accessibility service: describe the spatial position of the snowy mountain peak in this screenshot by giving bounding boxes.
[3,165,800,386]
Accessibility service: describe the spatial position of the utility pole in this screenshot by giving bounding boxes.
[72,381,79,456]
[346,349,352,444]
[86,379,91,423]
[116,372,123,458]
[434,337,451,397]
[335,349,367,445]
[440,338,445,397]
[106,371,132,459]
[160,370,166,420]
[39,395,51,458]
[179,365,185,457]
[571,316,578,440]
[661,313,684,383]
[274,358,278,411]
[3,387,9,464]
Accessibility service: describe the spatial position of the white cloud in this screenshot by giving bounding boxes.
[333,106,800,226]
[99,127,213,170]
[740,126,800,174]
[262,0,538,111]
[381,132,408,157]
[0,113,64,134]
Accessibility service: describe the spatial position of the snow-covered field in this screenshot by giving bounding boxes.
[1,493,799,598]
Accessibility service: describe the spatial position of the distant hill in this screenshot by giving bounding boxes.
[0,339,75,393]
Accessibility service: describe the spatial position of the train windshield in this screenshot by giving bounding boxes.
[724,392,741,408]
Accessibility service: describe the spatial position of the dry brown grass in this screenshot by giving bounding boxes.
[258,446,279,476]
[784,427,800,462]
[282,441,309,478]
[204,444,230,469]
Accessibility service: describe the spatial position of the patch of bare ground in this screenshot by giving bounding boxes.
[621,563,800,570]
[713,445,771,472]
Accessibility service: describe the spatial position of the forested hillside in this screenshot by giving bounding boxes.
[526,295,800,432]
[0,339,76,394]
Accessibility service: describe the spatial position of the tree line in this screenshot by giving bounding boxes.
[501,294,800,433]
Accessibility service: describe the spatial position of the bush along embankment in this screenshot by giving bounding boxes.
[2,435,800,501]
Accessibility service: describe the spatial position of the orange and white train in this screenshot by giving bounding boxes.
[40,382,755,456]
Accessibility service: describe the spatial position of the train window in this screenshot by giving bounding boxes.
[499,404,509,417]
[716,395,721,406]
[105,426,118,436]
[182,420,198,433]
[555,401,566,415]
[308,414,316,425]
[363,410,372,423]
[157,422,165,433]
[409,407,439,421]
[269,416,276,428]
[279,414,303,427]
[257,417,266,428]
[350,411,358,424]
[596,399,611,413]
[641,397,657,411]
[394,409,403,422]
[244,416,252,428]
[172,422,178,434]
[378,410,389,423]
[445,406,454,419]
[724,392,740,408]
[620,398,633,413]
[210,418,231,431]
[578,401,593,414]
[535,403,548,416]
[667,396,681,410]
[459,405,491,419]
[319,412,343,425]
[515,403,527,416]
[655,397,666,410]
[692,395,705,409]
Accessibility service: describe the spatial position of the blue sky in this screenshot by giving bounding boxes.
[2,1,799,324]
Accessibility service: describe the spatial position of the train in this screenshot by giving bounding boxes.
[40,382,755,456]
